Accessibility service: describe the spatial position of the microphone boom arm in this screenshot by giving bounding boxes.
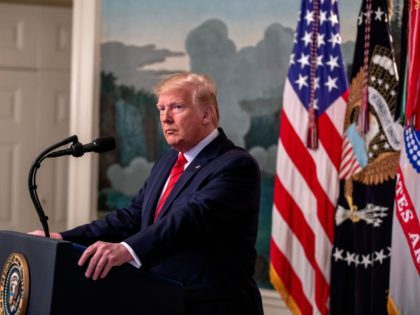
[28,135,79,238]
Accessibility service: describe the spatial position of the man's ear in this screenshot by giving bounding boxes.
[202,106,212,125]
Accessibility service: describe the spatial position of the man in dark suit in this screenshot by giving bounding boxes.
[30,72,263,315]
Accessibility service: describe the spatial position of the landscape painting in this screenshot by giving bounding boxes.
[98,0,363,288]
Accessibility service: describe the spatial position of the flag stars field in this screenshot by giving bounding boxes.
[314,77,320,90]
[317,34,325,47]
[317,55,323,67]
[374,6,384,21]
[326,55,339,71]
[358,13,363,25]
[305,9,314,25]
[319,10,327,24]
[363,10,371,23]
[302,31,312,46]
[361,255,373,268]
[325,75,338,91]
[333,248,344,261]
[290,53,295,65]
[298,52,310,68]
[374,249,387,264]
[359,6,387,26]
[333,247,391,268]
[328,33,341,47]
[328,11,338,26]
[345,252,356,266]
[295,74,309,89]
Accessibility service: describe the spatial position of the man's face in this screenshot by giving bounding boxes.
[157,88,211,152]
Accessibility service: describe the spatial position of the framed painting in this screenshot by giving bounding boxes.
[98,0,362,289]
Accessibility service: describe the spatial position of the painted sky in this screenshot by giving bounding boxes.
[102,0,362,70]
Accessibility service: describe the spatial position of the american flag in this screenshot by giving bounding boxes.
[269,0,348,314]
[388,1,420,313]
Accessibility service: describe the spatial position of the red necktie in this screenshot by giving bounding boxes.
[154,153,187,221]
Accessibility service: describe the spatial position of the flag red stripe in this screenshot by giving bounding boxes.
[273,177,315,263]
[280,113,335,241]
[270,238,313,315]
[349,158,361,175]
[342,89,349,102]
[341,142,352,160]
[340,155,359,179]
[274,176,329,314]
[318,113,343,171]
[340,152,353,172]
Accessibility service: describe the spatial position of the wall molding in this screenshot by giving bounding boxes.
[261,288,290,314]
[67,0,101,228]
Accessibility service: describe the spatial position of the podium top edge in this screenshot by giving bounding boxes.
[0,230,72,245]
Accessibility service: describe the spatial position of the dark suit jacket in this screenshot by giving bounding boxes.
[61,128,263,315]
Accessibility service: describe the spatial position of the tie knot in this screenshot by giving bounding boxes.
[170,153,187,177]
[176,153,187,167]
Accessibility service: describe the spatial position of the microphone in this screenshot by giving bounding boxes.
[47,136,116,158]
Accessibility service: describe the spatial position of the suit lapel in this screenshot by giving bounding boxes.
[154,129,233,221]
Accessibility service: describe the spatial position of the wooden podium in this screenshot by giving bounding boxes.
[0,231,184,315]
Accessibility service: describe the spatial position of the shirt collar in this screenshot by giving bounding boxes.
[183,128,219,165]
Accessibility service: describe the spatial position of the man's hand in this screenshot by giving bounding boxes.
[28,230,62,240]
[78,241,133,280]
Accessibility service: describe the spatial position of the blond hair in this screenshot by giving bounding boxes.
[154,72,219,126]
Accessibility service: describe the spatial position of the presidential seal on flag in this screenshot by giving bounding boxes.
[330,0,402,314]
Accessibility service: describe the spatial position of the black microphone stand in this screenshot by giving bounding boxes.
[28,135,80,238]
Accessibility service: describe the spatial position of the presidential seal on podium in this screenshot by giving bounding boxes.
[0,253,29,315]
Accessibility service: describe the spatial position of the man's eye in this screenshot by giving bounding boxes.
[156,104,185,113]
[173,105,184,112]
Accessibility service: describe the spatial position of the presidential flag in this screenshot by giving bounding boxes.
[388,1,420,313]
[330,0,401,314]
[269,0,348,314]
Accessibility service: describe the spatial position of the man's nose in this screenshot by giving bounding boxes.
[161,108,173,122]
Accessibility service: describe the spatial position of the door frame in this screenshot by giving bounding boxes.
[67,0,101,227]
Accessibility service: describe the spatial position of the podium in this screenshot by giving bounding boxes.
[0,231,184,315]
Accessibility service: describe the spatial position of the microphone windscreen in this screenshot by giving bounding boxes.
[94,136,116,153]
